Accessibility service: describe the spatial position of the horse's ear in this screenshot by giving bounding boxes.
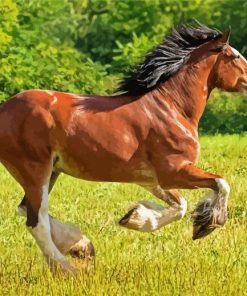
[220,27,231,44]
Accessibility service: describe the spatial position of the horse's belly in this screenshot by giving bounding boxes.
[53,150,157,185]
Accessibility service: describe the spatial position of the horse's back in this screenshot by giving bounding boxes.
[0,90,154,185]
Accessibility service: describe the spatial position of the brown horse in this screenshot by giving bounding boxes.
[0,24,247,274]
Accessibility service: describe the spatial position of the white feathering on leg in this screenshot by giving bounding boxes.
[119,198,187,232]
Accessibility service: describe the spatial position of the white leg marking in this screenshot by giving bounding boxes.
[18,202,91,260]
[215,178,230,221]
[119,198,187,232]
[195,178,229,211]
[192,178,230,227]
[28,185,67,264]
[216,178,230,200]
[179,198,188,217]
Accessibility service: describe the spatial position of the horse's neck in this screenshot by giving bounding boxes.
[156,54,217,125]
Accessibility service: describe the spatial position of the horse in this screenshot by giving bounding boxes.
[0,23,247,274]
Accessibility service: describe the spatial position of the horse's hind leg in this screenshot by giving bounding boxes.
[18,172,95,260]
[26,187,76,274]
[18,171,59,216]
[14,159,76,274]
[50,216,95,260]
[119,186,187,232]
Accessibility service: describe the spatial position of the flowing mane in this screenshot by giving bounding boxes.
[118,23,222,96]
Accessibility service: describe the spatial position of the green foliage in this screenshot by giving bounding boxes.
[0,0,18,51]
[0,0,246,133]
[112,0,220,71]
[76,0,173,66]
[0,0,117,101]
[113,33,157,71]
[209,0,247,52]
[0,43,114,101]
[200,91,247,134]
[78,0,223,70]
[16,0,81,46]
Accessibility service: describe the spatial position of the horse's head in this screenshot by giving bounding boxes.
[213,29,247,93]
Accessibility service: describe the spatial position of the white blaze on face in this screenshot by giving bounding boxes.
[230,47,247,63]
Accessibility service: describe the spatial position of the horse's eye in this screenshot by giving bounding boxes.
[236,54,240,59]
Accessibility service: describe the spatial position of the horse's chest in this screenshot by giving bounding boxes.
[158,118,200,162]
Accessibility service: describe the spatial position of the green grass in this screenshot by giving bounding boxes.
[0,134,247,296]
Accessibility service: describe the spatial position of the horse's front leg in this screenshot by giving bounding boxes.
[171,164,230,240]
[119,187,187,232]
[18,197,95,260]
[119,164,230,240]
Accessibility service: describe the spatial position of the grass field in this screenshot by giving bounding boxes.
[0,134,247,296]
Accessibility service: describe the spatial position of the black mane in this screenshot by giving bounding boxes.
[117,23,222,96]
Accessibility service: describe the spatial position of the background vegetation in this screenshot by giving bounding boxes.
[0,135,247,295]
[0,0,247,133]
[0,2,247,294]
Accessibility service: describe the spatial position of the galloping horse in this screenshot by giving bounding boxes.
[0,24,247,274]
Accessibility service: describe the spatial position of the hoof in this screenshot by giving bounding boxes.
[69,236,95,260]
[49,259,78,277]
[191,197,227,240]
[192,223,218,240]
[118,201,164,232]
[119,206,140,229]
